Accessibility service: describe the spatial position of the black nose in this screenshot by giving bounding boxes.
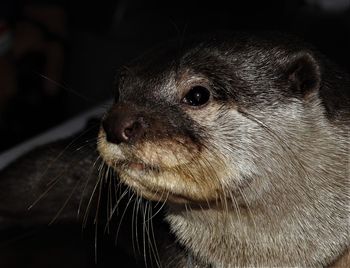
[102,108,146,144]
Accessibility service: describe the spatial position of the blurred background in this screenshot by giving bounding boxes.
[0,0,349,266]
[0,0,349,152]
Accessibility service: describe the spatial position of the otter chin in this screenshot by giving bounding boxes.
[97,32,349,267]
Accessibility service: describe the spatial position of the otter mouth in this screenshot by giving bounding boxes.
[112,160,212,204]
[98,129,225,205]
[118,160,161,173]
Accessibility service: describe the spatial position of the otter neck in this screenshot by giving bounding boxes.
[165,137,349,267]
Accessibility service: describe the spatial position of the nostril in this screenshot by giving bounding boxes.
[124,125,134,139]
[123,121,143,141]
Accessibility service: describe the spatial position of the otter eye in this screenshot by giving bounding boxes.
[182,86,210,106]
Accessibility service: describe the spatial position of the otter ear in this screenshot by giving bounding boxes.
[285,52,321,97]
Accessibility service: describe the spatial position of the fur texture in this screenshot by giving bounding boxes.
[97,32,350,267]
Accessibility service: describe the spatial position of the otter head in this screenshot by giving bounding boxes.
[98,33,325,206]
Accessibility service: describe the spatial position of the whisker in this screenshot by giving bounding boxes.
[104,166,111,234]
[115,190,135,247]
[82,160,104,229]
[73,137,99,152]
[144,201,161,268]
[41,124,100,186]
[144,196,167,223]
[141,200,148,268]
[104,186,129,228]
[48,178,82,225]
[36,72,98,105]
[28,169,68,210]
[148,203,162,268]
[77,155,102,218]
[237,186,257,231]
[131,195,142,257]
[93,162,106,263]
[238,108,310,181]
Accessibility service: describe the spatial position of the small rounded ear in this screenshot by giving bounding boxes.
[285,51,321,97]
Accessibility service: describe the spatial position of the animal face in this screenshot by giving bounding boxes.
[97,33,325,205]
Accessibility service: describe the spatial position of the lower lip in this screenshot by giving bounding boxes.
[124,162,161,173]
[128,162,145,171]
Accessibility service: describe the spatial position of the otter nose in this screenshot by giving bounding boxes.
[102,111,145,144]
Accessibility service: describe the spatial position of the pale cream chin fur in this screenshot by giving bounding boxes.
[97,129,227,203]
[98,95,349,267]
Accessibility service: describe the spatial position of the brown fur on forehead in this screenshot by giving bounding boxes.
[121,34,300,107]
[179,43,317,107]
[119,32,348,118]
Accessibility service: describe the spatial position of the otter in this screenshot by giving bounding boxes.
[97,32,350,267]
[0,32,348,267]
